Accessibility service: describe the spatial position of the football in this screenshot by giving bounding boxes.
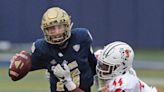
[9,51,32,81]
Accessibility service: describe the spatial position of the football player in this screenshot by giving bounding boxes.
[94,41,161,92]
[9,7,97,92]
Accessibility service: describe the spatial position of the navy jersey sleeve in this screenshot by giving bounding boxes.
[88,45,97,75]
[30,42,47,71]
[83,29,97,75]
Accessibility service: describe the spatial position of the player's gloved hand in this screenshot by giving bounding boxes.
[10,50,30,68]
[52,64,76,91]
[45,70,50,79]
[99,85,109,92]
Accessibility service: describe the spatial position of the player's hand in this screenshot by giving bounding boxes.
[10,51,28,62]
[10,50,30,68]
[52,64,71,80]
[52,64,76,91]
[9,50,31,81]
[98,84,109,92]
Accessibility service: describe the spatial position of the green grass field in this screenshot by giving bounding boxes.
[1,68,164,92]
[0,68,49,92]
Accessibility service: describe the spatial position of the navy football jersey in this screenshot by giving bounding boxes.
[30,28,97,92]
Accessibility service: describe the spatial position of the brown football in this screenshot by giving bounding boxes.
[9,51,32,81]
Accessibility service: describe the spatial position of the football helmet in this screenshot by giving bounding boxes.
[94,49,103,59]
[41,7,72,44]
[96,41,134,80]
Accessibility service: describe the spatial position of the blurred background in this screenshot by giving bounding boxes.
[0,0,164,92]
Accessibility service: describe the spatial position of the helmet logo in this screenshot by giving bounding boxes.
[120,48,130,61]
[125,49,130,58]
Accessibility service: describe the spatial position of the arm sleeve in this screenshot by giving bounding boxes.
[86,30,97,75]
[88,45,97,75]
[139,80,158,92]
[30,42,47,71]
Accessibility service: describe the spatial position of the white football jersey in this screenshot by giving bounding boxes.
[97,68,158,92]
[138,80,158,92]
[104,68,139,92]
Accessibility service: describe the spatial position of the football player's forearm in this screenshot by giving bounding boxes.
[70,87,84,92]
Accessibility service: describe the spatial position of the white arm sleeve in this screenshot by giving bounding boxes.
[139,80,158,92]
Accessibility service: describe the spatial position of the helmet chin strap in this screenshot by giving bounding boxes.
[70,22,74,29]
[58,40,69,49]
